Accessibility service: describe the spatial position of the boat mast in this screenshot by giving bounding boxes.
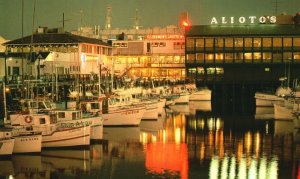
[3,81,7,124]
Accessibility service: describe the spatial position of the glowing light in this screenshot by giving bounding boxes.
[238,156,247,179]
[229,156,236,179]
[5,87,10,92]
[221,156,229,179]
[259,156,267,179]
[209,155,219,179]
[175,128,181,144]
[248,157,258,179]
[182,21,189,27]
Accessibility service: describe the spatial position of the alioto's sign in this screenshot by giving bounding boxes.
[210,16,277,24]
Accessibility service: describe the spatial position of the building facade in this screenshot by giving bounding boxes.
[185,23,300,85]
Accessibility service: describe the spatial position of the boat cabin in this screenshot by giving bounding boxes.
[19,99,55,113]
[9,113,57,126]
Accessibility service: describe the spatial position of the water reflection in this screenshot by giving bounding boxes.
[0,102,300,179]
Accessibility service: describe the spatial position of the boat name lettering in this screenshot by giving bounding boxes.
[210,16,276,24]
[121,110,139,115]
[20,138,39,142]
[60,121,92,128]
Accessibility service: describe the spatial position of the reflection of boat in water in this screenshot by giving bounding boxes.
[12,155,44,178]
[168,104,189,115]
[189,101,211,115]
[255,106,274,120]
[0,160,14,176]
[274,120,294,136]
[41,149,91,176]
[140,116,164,134]
[103,127,141,142]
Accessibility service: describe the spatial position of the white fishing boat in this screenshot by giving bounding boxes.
[255,77,293,107]
[186,84,212,101]
[0,131,15,156]
[12,131,42,153]
[102,105,146,126]
[273,103,294,120]
[8,113,91,148]
[54,109,103,141]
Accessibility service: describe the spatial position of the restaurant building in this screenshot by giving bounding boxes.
[185,14,300,86]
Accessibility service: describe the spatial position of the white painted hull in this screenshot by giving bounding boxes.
[57,117,103,140]
[42,126,91,148]
[189,90,211,101]
[255,92,284,107]
[273,104,294,120]
[168,104,190,114]
[0,138,15,156]
[173,94,190,104]
[142,104,159,120]
[13,134,42,153]
[103,106,145,126]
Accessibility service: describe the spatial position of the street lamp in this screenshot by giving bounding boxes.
[4,50,8,84]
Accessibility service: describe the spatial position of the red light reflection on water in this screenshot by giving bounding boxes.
[145,142,188,179]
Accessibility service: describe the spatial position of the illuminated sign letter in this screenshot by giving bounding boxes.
[270,16,276,23]
[222,17,227,24]
[259,16,267,23]
[230,17,234,24]
[239,17,246,23]
[249,16,256,23]
[211,17,218,24]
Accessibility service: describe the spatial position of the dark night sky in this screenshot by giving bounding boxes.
[0,0,299,40]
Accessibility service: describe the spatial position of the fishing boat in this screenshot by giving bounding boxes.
[12,130,42,153]
[54,109,103,141]
[8,113,91,148]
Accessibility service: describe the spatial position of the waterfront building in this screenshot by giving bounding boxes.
[185,13,300,86]
[2,27,112,83]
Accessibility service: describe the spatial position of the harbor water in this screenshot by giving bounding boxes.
[0,100,299,179]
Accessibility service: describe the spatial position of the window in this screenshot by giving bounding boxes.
[197,67,205,75]
[58,112,65,118]
[205,38,214,49]
[283,38,292,47]
[273,37,282,48]
[186,38,195,51]
[253,52,261,62]
[188,68,196,75]
[225,53,233,62]
[262,38,272,48]
[72,112,77,120]
[216,67,224,74]
[262,52,272,62]
[186,54,195,62]
[234,53,243,62]
[39,118,46,124]
[196,39,204,50]
[294,52,300,60]
[244,53,252,61]
[215,38,224,48]
[234,38,243,48]
[244,38,252,48]
[283,52,292,60]
[225,38,233,48]
[196,53,204,61]
[253,38,261,48]
[273,52,282,62]
[205,53,214,62]
[215,53,224,62]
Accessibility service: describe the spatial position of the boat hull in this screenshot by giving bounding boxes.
[103,106,145,126]
[42,126,91,148]
[0,139,15,156]
[273,104,294,120]
[13,134,42,153]
[189,90,211,101]
[255,93,284,107]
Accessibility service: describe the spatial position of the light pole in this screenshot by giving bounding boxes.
[4,50,8,84]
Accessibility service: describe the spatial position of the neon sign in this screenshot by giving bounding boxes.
[210,16,276,24]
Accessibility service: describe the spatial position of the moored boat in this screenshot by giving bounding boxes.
[0,130,15,156]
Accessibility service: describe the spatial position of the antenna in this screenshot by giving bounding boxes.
[105,5,112,30]
[271,0,281,15]
[58,13,72,30]
[130,8,142,30]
